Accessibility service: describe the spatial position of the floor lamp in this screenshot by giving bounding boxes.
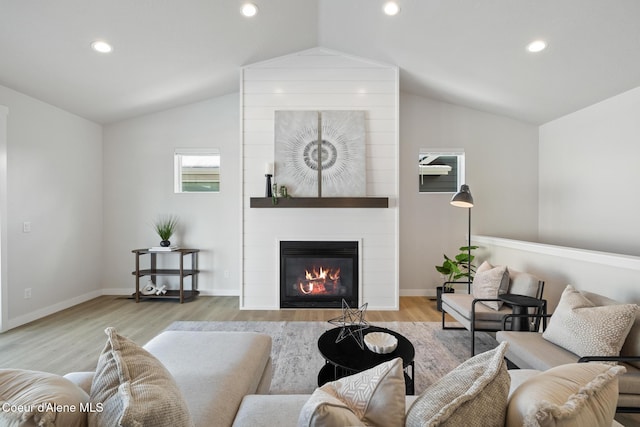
[450,184,474,293]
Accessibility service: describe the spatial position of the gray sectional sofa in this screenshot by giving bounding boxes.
[62,328,624,427]
[1,326,626,426]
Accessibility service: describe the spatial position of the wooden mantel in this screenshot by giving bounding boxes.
[249,197,389,208]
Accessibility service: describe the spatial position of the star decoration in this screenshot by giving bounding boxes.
[328,299,370,349]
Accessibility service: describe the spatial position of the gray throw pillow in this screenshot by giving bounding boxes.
[0,369,89,427]
[405,341,510,427]
[88,327,194,427]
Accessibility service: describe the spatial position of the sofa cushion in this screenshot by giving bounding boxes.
[234,395,421,427]
[298,358,405,427]
[405,341,510,427]
[508,270,542,298]
[143,331,272,427]
[89,327,193,427]
[506,363,625,427]
[233,395,311,427]
[0,369,89,427]
[472,261,510,310]
[497,331,579,372]
[542,285,638,358]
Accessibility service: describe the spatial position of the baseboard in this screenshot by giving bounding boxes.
[5,290,103,331]
[100,288,240,297]
[400,288,437,298]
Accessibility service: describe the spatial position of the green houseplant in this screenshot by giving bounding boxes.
[154,215,178,247]
[435,245,478,311]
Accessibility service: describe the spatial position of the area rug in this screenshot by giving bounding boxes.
[165,321,498,395]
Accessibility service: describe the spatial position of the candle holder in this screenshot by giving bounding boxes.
[265,174,273,197]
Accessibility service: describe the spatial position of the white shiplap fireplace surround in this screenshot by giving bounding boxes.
[240,48,399,310]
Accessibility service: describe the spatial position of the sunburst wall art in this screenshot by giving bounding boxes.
[274,110,366,197]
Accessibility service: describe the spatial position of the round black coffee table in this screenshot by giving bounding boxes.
[317,325,415,394]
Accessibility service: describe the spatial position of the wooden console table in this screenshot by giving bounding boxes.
[132,248,200,303]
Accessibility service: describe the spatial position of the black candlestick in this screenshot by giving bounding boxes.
[265,174,273,197]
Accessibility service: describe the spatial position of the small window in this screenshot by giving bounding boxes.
[174,148,220,193]
[418,149,465,193]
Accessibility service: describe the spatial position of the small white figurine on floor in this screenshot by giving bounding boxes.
[155,285,167,295]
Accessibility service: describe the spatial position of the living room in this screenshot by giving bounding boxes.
[2,0,639,328]
[1,1,640,426]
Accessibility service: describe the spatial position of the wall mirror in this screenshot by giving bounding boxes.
[418,149,465,193]
[174,148,220,193]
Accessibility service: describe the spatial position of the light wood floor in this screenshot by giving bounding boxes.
[0,295,442,376]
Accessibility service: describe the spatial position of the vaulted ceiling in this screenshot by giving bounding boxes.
[1,0,638,125]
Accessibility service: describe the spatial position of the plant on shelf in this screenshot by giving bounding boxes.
[154,215,179,247]
[435,246,478,291]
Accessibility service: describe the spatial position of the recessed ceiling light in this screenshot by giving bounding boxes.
[527,40,547,53]
[241,3,258,17]
[383,2,400,16]
[91,40,112,53]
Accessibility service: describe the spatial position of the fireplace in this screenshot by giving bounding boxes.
[280,240,358,308]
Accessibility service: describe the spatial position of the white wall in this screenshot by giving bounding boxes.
[539,86,640,256]
[0,105,8,331]
[241,48,399,309]
[102,94,241,296]
[399,93,539,295]
[0,85,103,331]
[473,235,640,310]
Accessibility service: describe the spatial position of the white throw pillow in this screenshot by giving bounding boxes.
[405,341,510,427]
[298,357,405,427]
[542,285,638,358]
[472,261,510,310]
[506,363,625,427]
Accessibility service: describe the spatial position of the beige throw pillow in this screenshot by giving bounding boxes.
[88,327,193,427]
[405,341,510,427]
[506,363,625,427]
[0,369,89,427]
[298,357,405,427]
[542,285,638,358]
[472,261,510,310]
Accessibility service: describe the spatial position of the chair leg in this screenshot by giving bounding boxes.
[470,326,475,357]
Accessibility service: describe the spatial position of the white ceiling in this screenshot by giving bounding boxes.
[1,0,639,125]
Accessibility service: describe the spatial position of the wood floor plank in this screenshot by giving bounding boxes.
[0,295,441,375]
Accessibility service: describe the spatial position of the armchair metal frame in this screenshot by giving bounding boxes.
[442,280,545,356]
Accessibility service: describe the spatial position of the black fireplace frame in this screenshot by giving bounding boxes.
[279,240,359,309]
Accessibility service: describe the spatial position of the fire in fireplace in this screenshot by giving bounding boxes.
[280,241,358,308]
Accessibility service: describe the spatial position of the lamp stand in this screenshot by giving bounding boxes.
[467,207,471,294]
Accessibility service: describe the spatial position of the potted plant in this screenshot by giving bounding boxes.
[154,215,179,247]
[434,245,478,311]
